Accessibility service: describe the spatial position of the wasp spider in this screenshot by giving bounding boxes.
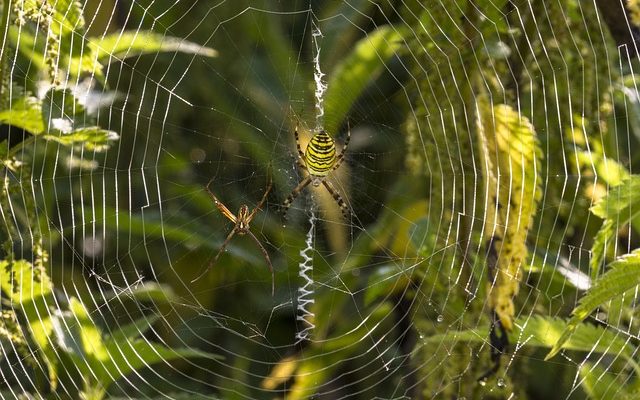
[282,124,351,218]
[192,176,274,295]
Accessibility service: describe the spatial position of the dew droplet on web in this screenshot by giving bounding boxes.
[436,314,444,323]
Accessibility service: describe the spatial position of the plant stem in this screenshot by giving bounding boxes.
[0,0,12,104]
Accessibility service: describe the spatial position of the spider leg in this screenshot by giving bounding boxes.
[248,171,273,222]
[294,124,306,161]
[321,179,350,219]
[281,175,312,217]
[191,228,237,283]
[247,230,274,296]
[294,125,309,170]
[333,120,351,171]
[206,179,237,223]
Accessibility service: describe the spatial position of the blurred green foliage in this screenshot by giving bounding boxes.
[1,0,640,399]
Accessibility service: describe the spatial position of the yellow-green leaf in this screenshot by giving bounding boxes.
[546,249,640,360]
[324,26,404,134]
[0,96,44,134]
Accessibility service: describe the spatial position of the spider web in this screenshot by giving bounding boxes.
[1,0,639,399]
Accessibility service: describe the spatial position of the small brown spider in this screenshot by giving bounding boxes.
[191,176,274,295]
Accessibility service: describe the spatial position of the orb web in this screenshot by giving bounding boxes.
[0,1,638,399]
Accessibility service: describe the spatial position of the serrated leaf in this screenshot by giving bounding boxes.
[546,249,640,360]
[590,176,640,279]
[42,126,119,151]
[0,95,44,134]
[590,219,616,282]
[575,150,630,187]
[590,176,640,219]
[324,26,403,134]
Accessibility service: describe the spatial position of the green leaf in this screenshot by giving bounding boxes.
[0,95,44,134]
[50,0,86,34]
[546,249,640,360]
[422,316,639,373]
[42,88,87,132]
[55,295,220,390]
[99,338,222,388]
[324,26,403,134]
[89,207,265,265]
[0,259,58,387]
[575,150,630,187]
[52,297,105,380]
[590,176,640,280]
[42,126,119,151]
[590,176,640,219]
[579,363,636,400]
[363,264,411,306]
[102,282,177,305]
[590,219,616,281]
[92,31,217,62]
[108,314,161,343]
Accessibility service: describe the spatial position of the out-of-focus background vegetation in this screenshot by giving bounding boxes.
[2,0,640,398]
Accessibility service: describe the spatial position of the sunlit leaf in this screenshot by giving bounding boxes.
[589,176,640,279]
[92,31,217,62]
[0,95,44,134]
[42,126,119,151]
[423,316,639,372]
[41,88,87,132]
[103,282,178,305]
[324,26,404,134]
[262,355,298,390]
[0,259,57,387]
[546,249,640,360]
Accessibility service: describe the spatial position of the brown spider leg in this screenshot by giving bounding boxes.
[206,179,237,223]
[294,124,306,161]
[191,228,237,283]
[321,179,350,218]
[246,230,274,296]
[282,175,312,216]
[248,175,273,222]
[294,125,310,170]
[333,120,351,171]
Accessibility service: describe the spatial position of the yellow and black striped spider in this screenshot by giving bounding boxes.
[192,177,274,295]
[282,124,351,218]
